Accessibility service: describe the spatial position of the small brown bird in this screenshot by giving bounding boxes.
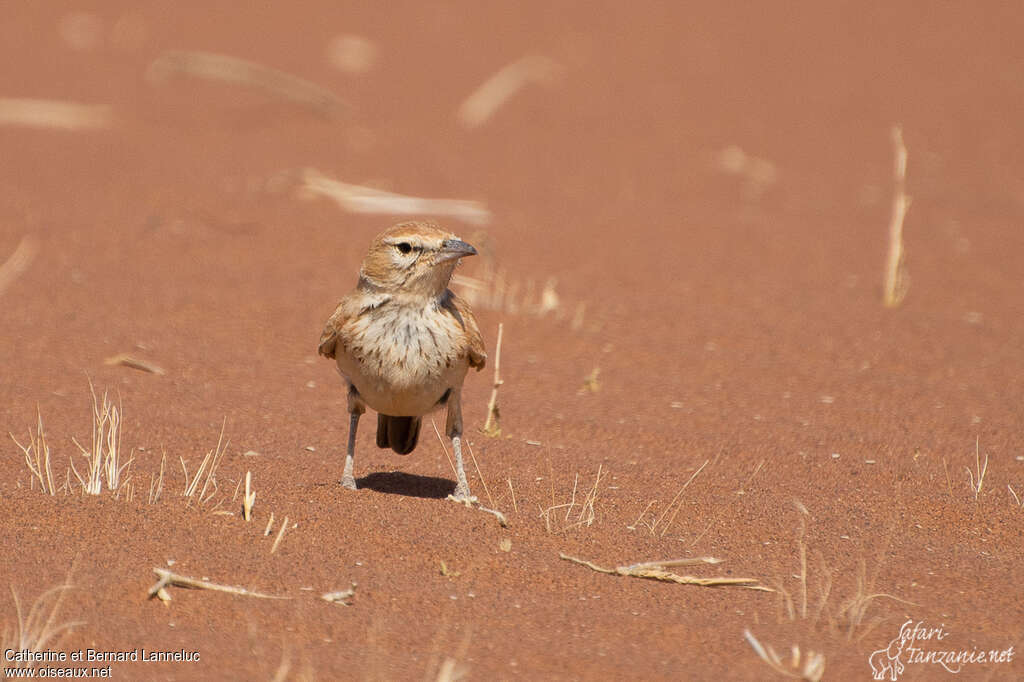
[318,221,486,499]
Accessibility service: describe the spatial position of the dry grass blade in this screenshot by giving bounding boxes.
[271,516,290,554]
[465,440,494,508]
[181,419,229,503]
[621,557,724,571]
[321,582,357,606]
[242,471,255,521]
[299,168,491,226]
[506,478,519,514]
[0,99,111,130]
[146,50,346,117]
[1008,484,1024,510]
[883,124,911,307]
[0,235,39,296]
[103,353,165,375]
[652,459,709,536]
[10,408,56,495]
[736,458,766,495]
[148,449,166,504]
[965,436,988,501]
[3,584,84,668]
[431,418,457,479]
[482,322,503,437]
[458,55,564,128]
[793,499,810,620]
[743,629,825,681]
[559,553,772,591]
[148,568,288,601]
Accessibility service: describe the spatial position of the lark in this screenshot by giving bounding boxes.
[318,221,486,499]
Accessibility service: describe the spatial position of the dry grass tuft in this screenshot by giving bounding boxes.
[70,381,133,495]
[181,419,229,504]
[743,629,825,681]
[10,408,56,495]
[774,503,914,642]
[2,583,84,669]
[540,465,606,534]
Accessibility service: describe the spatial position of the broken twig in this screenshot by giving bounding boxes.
[147,568,288,601]
[299,169,490,226]
[559,553,771,591]
[147,50,346,117]
[482,323,503,436]
[104,353,165,375]
[883,125,911,307]
[321,582,357,606]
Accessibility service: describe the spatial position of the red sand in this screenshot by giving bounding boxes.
[2,2,1023,680]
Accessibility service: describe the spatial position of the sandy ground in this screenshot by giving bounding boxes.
[2,2,1023,680]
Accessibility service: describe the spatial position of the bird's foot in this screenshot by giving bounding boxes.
[446,493,507,527]
[341,475,357,490]
[449,485,475,503]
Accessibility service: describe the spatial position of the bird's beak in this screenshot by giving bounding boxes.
[435,238,477,264]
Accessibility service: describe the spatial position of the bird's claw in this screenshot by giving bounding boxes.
[447,492,478,505]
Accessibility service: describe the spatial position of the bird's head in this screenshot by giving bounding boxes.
[358,221,477,296]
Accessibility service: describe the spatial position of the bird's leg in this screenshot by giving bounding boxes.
[343,384,365,490]
[446,391,473,500]
[451,433,472,500]
[342,411,359,490]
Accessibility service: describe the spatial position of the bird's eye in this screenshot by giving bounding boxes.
[396,242,412,254]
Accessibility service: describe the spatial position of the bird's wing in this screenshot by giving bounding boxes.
[449,291,487,371]
[319,290,392,359]
[317,299,349,359]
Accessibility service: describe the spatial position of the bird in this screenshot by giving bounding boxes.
[318,221,487,500]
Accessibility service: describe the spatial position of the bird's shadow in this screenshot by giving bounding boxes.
[356,471,455,499]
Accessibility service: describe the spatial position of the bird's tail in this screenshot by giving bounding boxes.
[376,415,421,455]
